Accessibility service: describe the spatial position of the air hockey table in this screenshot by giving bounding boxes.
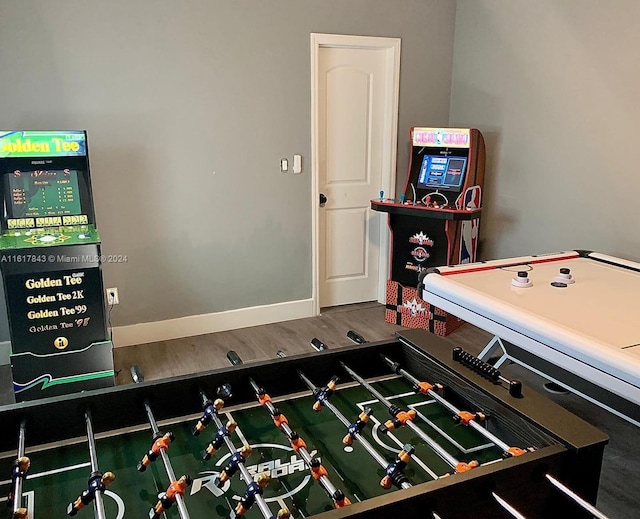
[0,330,607,518]
[418,250,640,427]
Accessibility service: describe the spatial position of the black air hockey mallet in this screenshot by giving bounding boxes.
[7,420,29,519]
[339,361,480,474]
[66,411,115,519]
[298,370,415,490]
[380,355,530,458]
[131,366,192,519]
[194,390,285,519]
[452,347,523,398]
[249,377,351,509]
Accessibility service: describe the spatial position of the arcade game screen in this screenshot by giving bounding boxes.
[5,169,82,218]
[417,155,467,190]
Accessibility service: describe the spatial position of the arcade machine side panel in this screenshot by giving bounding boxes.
[455,129,485,265]
[0,131,114,401]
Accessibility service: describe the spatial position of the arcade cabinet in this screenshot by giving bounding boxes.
[0,131,114,401]
[371,127,486,335]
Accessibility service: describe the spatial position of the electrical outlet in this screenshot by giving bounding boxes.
[106,287,119,305]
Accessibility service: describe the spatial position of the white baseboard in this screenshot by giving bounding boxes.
[0,341,10,366]
[111,298,316,348]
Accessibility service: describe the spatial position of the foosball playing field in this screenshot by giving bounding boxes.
[0,372,507,518]
[0,331,611,518]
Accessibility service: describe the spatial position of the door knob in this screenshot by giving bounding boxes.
[319,193,328,205]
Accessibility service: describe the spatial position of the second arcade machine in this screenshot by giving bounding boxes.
[371,127,485,335]
[0,130,114,401]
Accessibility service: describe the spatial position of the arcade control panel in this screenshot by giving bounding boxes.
[371,191,483,221]
[0,224,99,249]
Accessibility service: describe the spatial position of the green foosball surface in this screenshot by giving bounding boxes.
[0,377,504,518]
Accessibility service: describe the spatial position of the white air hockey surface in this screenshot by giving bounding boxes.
[420,251,640,422]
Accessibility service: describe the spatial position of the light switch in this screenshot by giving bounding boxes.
[293,154,302,174]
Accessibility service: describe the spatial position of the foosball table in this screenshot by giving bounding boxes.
[0,329,608,518]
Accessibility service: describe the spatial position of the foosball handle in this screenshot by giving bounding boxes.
[131,365,144,383]
[452,347,523,398]
[346,330,367,344]
[452,347,501,382]
[226,350,243,366]
[311,338,328,351]
[508,380,523,398]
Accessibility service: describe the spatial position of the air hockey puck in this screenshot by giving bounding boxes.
[550,281,567,288]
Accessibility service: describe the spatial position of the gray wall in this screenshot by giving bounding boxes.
[0,0,457,339]
[451,1,640,262]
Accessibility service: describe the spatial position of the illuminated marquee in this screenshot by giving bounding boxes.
[0,131,87,158]
[412,128,470,148]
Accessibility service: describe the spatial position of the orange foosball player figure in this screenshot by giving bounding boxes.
[149,474,192,519]
[137,432,175,472]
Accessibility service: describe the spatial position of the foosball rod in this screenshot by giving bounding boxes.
[199,391,276,519]
[381,355,526,457]
[297,370,412,490]
[142,401,191,519]
[248,377,350,508]
[85,411,107,519]
[545,474,610,519]
[12,420,27,518]
[339,361,476,474]
[491,492,527,519]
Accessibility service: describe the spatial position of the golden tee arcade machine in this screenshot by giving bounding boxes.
[371,127,486,335]
[0,131,114,401]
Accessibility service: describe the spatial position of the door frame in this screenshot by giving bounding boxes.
[310,33,401,315]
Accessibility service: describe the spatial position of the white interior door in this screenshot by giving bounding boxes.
[311,34,400,311]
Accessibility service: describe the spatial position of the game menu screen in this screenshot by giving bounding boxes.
[6,169,82,218]
[417,155,467,190]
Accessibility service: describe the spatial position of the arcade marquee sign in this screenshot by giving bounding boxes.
[0,131,87,158]
[412,128,470,148]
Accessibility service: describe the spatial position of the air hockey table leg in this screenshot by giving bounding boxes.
[478,336,510,368]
